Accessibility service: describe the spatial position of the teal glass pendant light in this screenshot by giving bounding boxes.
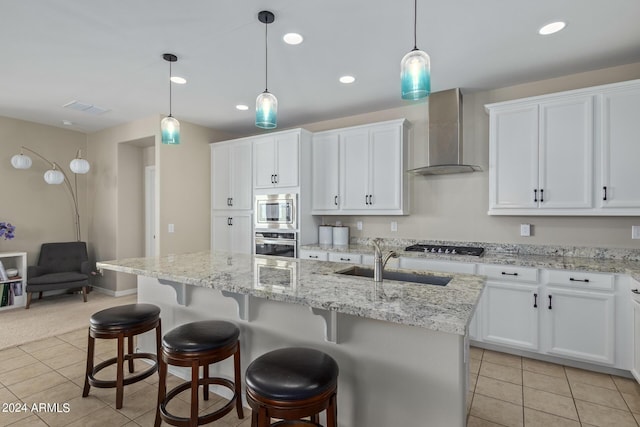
[161,53,180,144]
[256,11,277,129]
[400,0,430,100]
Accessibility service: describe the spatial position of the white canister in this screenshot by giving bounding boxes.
[319,226,333,245]
[333,226,349,246]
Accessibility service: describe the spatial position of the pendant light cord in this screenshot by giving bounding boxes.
[264,19,269,91]
[168,60,173,116]
[413,0,418,49]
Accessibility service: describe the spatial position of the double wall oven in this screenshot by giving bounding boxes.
[255,194,298,258]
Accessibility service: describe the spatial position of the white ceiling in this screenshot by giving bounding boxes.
[2,1,640,136]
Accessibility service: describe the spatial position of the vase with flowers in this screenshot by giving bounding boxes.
[0,222,16,240]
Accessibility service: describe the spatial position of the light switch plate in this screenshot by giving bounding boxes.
[390,221,398,232]
[168,223,175,233]
[356,221,363,231]
[632,226,640,239]
[520,224,531,237]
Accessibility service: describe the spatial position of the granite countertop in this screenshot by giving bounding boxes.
[97,251,485,336]
[300,242,640,281]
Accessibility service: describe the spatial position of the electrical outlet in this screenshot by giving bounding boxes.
[168,223,175,233]
[391,221,398,232]
[633,226,640,239]
[520,224,531,237]
[356,221,363,231]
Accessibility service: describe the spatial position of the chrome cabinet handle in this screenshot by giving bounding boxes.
[334,195,338,206]
[540,189,544,203]
[534,189,538,202]
[270,174,275,184]
[229,197,233,207]
[365,195,369,205]
[340,257,351,261]
[309,255,318,259]
[274,174,278,184]
[548,295,553,310]
[533,293,538,308]
[603,186,607,201]
[501,272,518,276]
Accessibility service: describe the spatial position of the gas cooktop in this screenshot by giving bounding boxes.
[404,244,485,257]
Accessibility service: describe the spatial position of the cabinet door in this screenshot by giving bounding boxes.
[600,86,640,208]
[274,132,299,188]
[312,132,340,211]
[489,105,539,210]
[369,124,402,210]
[481,282,540,351]
[632,299,640,382]
[254,137,276,188]
[545,287,614,364]
[539,96,594,209]
[228,213,253,254]
[211,212,232,251]
[341,129,370,210]
[229,141,252,210]
[211,144,231,210]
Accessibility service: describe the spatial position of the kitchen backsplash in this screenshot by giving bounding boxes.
[350,237,640,262]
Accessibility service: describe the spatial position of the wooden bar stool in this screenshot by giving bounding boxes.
[155,320,244,427]
[82,303,162,409]
[245,347,338,427]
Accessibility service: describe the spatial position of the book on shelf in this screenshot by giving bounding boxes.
[0,284,9,307]
[0,260,8,281]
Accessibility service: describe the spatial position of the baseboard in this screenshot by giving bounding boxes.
[91,286,138,298]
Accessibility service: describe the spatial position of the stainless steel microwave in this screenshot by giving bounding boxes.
[255,194,297,230]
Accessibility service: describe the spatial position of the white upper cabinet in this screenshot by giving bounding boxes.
[487,79,640,216]
[254,131,300,189]
[599,85,640,209]
[312,119,409,215]
[311,132,340,211]
[211,140,252,210]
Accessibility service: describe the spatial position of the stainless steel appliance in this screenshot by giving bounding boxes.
[404,244,485,256]
[255,194,297,230]
[254,257,297,293]
[255,231,297,258]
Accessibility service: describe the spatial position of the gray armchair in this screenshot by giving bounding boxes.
[26,242,90,309]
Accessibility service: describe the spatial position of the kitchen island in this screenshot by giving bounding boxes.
[97,251,485,427]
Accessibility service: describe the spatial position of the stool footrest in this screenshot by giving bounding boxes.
[160,377,238,426]
[272,421,323,427]
[88,353,158,388]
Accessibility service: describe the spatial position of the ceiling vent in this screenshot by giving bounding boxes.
[63,100,110,115]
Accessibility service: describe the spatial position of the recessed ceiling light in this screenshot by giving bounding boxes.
[62,120,73,126]
[170,76,187,84]
[538,21,566,35]
[236,104,249,111]
[283,33,303,45]
[339,75,356,84]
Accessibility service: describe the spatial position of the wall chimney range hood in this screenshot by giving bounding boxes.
[408,88,482,175]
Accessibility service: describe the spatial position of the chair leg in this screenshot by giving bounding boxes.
[25,292,32,309]
[234,345,244,419]
[190,360,199,427]
[116,334,125,409]
[82,330,94,397]
[82,286,88,302]
[326,393,337,427]
[127,335,135,373]
[38,291,43,299]
[203,364,209,401]
[155,354,167,427]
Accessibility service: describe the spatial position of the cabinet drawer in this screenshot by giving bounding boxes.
[299,250,328,261]
[480,264,539,283]
[328,253,362,264]
[546,270,614,291]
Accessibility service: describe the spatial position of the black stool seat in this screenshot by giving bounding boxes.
[83,303,162,410]
[90,303,160,329]
[162,320,239,353]
[155,320,244,427]
[246,348,339,401]
[245,347,339,427]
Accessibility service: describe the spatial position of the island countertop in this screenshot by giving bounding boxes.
[97,250,485,336]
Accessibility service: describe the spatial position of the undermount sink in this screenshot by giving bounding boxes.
[336,266,451,286]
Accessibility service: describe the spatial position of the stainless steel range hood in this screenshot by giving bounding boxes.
[408,88,482,175]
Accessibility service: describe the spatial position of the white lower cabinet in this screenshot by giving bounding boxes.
[299,249,329,261]
[632,281,640,382]
[328,252,362,264]
[211,212,252,254]
[544,286,615,364]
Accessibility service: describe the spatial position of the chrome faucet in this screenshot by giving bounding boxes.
[372,238,398,282]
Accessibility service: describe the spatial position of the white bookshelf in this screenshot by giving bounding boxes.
[0,252,27,310]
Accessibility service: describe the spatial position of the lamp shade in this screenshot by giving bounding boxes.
[161,115,180,145]
[255,91,277,129]
[400,48,431,100]
[11,153,32,169]
[44,169,64,184]
[70,158,90,174]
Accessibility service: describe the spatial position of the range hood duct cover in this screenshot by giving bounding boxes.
[409,88,482,175]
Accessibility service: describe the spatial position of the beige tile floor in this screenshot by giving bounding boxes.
[467,347,640,427]
[2,329,639,427]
